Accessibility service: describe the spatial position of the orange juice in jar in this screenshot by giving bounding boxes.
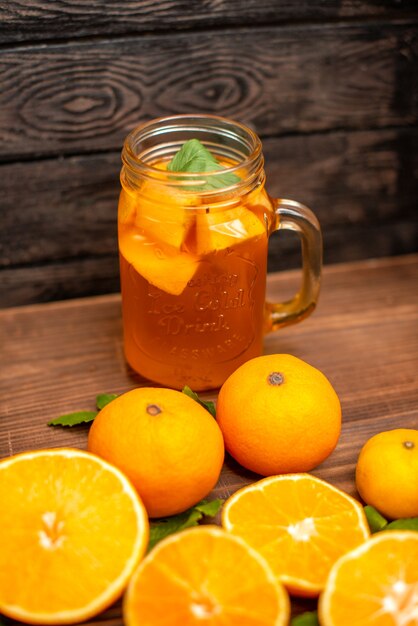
[118,115,322,390]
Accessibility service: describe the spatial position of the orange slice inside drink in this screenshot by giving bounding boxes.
[196,205,265,255]
[119,226,198,296]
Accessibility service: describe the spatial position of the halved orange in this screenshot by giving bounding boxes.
[0,448,149,624]
[319,531,418,625]
[222,474,370,597]
[124,526,290,626]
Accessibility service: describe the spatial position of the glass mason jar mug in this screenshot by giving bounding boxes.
[118,115,322,390]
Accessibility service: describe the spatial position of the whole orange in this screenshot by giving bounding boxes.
[88,388,224,518]
[355,428,418,519]
[216,354,341,475]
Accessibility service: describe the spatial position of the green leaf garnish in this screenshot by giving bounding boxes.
[148,499,223,551]
[291,611,320,626]
[148,509,202,551]
[48,410,98,427]
[384,517,418,531]
[182,385,216,418]
[363,506,418,533]
[194,498,223,517]
[167,138,240,190]
[364,505,388,533]
[96,393,119,410]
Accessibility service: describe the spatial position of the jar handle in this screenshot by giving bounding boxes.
[265,198,322,332]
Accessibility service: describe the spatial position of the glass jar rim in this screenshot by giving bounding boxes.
[121,114,263,190]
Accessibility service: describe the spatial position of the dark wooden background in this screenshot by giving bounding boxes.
[1,1,417,307]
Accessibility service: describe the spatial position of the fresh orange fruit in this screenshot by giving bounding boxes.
[216,354,341,475]
[222,474,370,597]
[319,531,418,626]
[356,428,418,519]
[88,387,224,518]
[124,526,290,626]
[0,448,149,625]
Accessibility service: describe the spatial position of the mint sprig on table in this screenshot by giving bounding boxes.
[96,393,119,410]
[167,138,240,190]
[290,611,320,626]
[148,498,223,551]
[47,393,119,427]
[364,505,418,533]
[47,410,98,427]
[48,387,215,427]
[182,385,216,418]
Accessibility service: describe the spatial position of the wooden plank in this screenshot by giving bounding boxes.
[1,22,417,160]
[1,1,417,44]
[0,152,121,268]
[1,127,417,271]
[1,254,418,622]
[2,219,417,308]
[0,256,120,308]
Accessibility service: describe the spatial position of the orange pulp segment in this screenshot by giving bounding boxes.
[319,531,418,626]
[222,474,370,597]
[0,448,149,625]
[196,204,265,255]
[124,526,290,626]
[119,226,198,295]
[134,181,196,251]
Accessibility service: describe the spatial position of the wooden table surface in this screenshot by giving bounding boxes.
[1,254,418,624]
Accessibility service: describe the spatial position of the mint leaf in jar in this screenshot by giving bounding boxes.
[167,139,240,190]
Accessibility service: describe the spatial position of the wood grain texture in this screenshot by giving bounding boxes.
[1,254,418,621]
[1,22,417,160]
[1,126,417,307]
[2,0,418,44]
[0,256,121,308]
[2,127,417,268]
[2,220,417,309]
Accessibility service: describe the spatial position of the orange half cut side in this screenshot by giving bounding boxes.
[319,531,418,626]
[0,448,149,625]
[124,525,290,626]
[222,474,370,597]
